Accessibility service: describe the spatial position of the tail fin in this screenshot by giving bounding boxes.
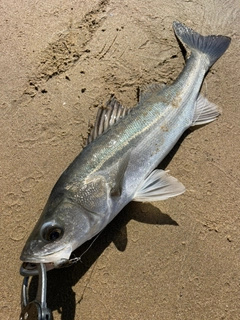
[173,21,231,67]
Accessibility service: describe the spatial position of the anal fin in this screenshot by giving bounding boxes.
[133,169,185,202]
[192,94,222,126]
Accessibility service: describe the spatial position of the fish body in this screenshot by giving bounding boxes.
[20,22,231,268]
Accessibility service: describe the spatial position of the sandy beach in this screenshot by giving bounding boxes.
[0,1,239,319]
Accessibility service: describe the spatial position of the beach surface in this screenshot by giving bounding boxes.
[0,1,239,319]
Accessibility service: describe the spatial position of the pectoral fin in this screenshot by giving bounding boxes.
[109,150,131,197]
[133,169,185,202]
[77,150,131,213]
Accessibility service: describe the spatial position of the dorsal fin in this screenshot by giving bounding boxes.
[139,82,166,103]
[86,96,131,145]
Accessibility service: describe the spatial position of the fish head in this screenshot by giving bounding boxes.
[20,192,99,268]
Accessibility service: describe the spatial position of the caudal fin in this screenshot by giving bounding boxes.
[173,21,231,67]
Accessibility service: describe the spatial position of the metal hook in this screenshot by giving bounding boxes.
[19,263,52,320]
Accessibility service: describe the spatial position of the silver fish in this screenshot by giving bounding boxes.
[20,21,231,269]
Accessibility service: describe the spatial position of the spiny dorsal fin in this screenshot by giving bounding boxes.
[86,96,131,145]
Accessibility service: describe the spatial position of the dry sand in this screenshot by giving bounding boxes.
[0,1,239,319]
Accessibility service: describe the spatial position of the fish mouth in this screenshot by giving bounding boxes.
[20,261,55,276]
[20,245,72,276]
[20,245,72,264]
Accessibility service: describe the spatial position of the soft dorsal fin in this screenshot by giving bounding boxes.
[139,82,166,103]
[86,96,131,145]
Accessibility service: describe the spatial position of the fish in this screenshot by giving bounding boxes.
[20,21,231,270]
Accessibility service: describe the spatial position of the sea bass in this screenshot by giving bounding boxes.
[20,21,231,269]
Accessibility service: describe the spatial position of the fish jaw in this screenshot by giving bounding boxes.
[20,242,72,264]
[20,261,56,276]
[20,240,73,275]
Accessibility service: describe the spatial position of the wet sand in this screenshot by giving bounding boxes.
[0,0,239,319]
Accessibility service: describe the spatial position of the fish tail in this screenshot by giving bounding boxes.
[173,21,231,67]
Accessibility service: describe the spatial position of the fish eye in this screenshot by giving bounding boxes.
[41,224,64,242]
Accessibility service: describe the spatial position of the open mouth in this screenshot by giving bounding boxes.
[20,244,72,263]
[20,255,78,276]
[20,261,55,276]
[20,245,73,276]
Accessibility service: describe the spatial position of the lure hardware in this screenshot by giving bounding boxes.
[19,263,52,320]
